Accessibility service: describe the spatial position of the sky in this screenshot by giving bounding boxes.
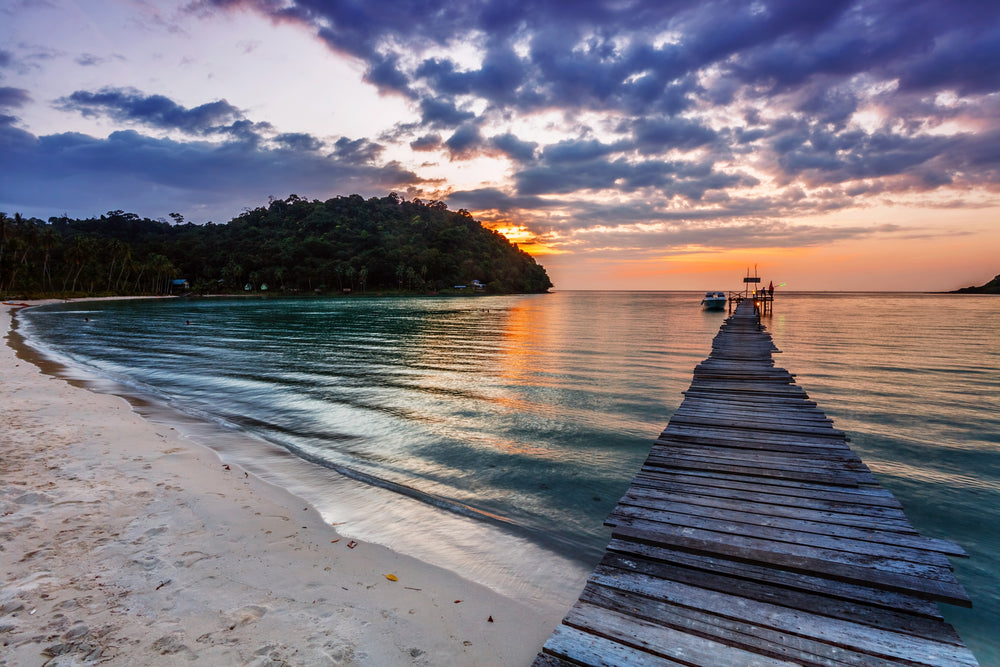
[2,0,999,291]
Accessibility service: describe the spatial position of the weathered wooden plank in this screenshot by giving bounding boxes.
[661,423,852,448]
[673,406,834,426]
[654,434,856,458]
[531,652,580,667]
[667,414,847,438]
[646,445,864,470]
[579,583,918,667]
[612,491,965,556]
[647,444,867,470]
[674,401,831,418]
[608,504,965,563]
[587,571,977,666]
[604,538,946,619]
[597,552,962,640]
[640,455,871,486]
[653,437,858,460]
[538,623,690,666]
[611,524,971,606]
[642,454,876,487]
[686,380,808,393]
[630,467,903,507]
[581,577,977,666]
[562,602,801,667]
[681,390,818,407]
[616,486,920,535]
[614,483,915,533]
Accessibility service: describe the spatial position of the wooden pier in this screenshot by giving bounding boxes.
[534,300,977,666]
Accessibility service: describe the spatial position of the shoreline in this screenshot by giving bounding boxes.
[0,301,560,665]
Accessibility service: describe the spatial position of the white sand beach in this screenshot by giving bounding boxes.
[0,302,559,666]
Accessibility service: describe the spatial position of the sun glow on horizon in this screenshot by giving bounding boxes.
[487,223,566,256]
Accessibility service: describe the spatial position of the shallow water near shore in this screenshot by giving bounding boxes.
[17,291,1000,662]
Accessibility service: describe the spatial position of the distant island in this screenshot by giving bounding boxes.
[0,194,552,298]
[951,274,1000,294]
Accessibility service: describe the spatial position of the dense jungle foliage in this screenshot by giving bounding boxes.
[0,194,553,297]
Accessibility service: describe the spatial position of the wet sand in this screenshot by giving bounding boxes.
[0,302,557,665]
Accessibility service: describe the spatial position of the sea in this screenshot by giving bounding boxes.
[15,291,1000,663]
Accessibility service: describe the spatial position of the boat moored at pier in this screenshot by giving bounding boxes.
[700,291,727,310]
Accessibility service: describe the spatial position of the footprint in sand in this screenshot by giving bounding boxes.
[174,551,213,567]
[225,604,268,629]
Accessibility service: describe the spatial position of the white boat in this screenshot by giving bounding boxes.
[700,291,727,310]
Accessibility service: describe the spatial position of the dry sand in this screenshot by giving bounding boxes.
[0,302,558,666]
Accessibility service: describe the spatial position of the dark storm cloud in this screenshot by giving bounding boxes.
[443,124,483,159]
[0,124,424,223]
[447,188,555,212]
[627,117,719,154]
[333,136,384,163]
[514,156,755,198]
[56,88,244,134]
[489,133,537,162]
[18,0,994,247]
[201,0,1000,157]
[418,97,476,129]
[410,133,442,151]
[275,132,324,151]
[0,86,31,108]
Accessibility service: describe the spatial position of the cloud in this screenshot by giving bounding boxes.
[628,117,719,154]
[8,0,1000,268]
[444,124,483,159]
[333,136,384,163]
[56,87,244,134]
[74,53,120,67]
[418,97,476,129]
[0,124,424,223]
[489,133,537,162]
[275,132,323,151]
[0,86,31,109]
[410,134,442,152]
[446,188,557,213]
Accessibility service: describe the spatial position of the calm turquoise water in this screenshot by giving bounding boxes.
[18,292,1000,661]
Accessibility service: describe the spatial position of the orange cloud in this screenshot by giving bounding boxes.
[486,223,566,256]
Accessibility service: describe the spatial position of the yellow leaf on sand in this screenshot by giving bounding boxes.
[384,574,398,582]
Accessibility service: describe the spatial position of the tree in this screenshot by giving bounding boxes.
[2,194,553,296]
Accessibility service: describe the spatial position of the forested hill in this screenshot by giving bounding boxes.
[951,274,1000,294]
[0,194,553,297]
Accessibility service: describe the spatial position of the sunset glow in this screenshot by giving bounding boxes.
[3,0,999,291]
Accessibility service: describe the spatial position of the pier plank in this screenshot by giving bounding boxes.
[578,583,937,667]
[616,486,919,533]
[608,507,961,568]
[534,299,978,666]
[584,572,977,666]
[611,493,967,556]
[631,466,903,506]
[604,539,947,619]
[594,554,966,643]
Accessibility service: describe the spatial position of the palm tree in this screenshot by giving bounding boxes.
[145,254,177,294]
[39,227,60,292]
[4,214,36,292]
[66,235,97,293]
[0,212,8,295]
